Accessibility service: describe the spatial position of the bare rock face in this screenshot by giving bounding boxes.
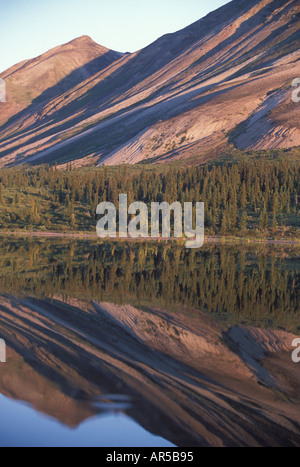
[0,0,299,167]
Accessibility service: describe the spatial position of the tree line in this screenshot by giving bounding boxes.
[0,158,299,235]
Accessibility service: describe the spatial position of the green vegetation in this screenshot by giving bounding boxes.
[0,158,299,238]
[0,238,299,332]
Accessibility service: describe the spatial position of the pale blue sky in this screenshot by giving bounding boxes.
[0,0,230,73]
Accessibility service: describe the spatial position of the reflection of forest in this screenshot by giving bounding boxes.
[0,238,299,331]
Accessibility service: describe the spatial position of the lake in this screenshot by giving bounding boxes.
[0,238,299,447]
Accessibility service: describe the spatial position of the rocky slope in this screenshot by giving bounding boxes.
[0,0,299,167]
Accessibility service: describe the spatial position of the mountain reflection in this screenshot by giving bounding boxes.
[0,239,299,446]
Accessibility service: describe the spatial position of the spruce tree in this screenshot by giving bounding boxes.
[259,203,268,231]
[240,210,248,232]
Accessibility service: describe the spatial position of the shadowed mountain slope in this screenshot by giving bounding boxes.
[0,0,299,167]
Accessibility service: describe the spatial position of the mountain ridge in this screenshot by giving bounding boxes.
[0,0,299,167]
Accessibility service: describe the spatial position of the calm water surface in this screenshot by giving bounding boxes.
[0,238,299,447]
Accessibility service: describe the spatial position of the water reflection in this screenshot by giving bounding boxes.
[0,238,299,447]
[93,395,133,412]
[0,238,299,331]
[0,394,174,447]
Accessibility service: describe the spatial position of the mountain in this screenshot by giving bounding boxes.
[0,0,299,168]
[0,36,123,124]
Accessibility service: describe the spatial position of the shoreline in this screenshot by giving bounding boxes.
[0,230,299,245]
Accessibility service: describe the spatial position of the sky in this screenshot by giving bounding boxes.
[0,0,230,73]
